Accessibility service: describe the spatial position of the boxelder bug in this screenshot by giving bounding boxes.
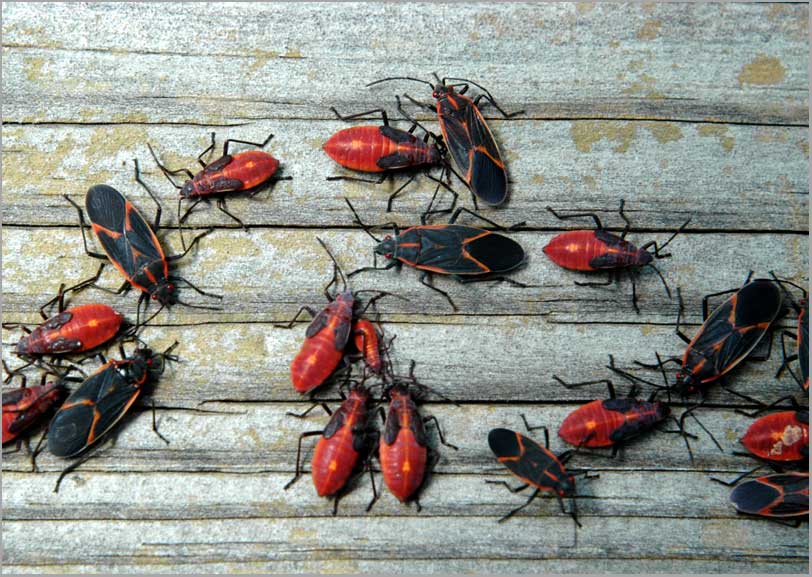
[64,175,222,326]
[713,472,809,524]
[284,380,378,514]
[324,107,456,213]
[47,341,178,492]
[544,200,690,313]
[367,74,523,207]
[352,318,384,374]
[147,132,291,233]
[613,274,790,400]
[376,363,458,510]
[345,198,529,311]
[554,367,688,456]
[739,409,809,463]
[487,416,599,545]
[275,238,398,394]
[3,374,69,447]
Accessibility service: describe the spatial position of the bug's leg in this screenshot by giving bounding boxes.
[421,171,459,223]
[147,142,193,186]
[628,269,640,314]
[53,437,114,493]
[330,106,389,125]
[546,206,603,230]
[286,402,332,419]
[401,93,436,113]
[423,415,458,450]
[274,306,317,329]
[471,93,524,119]
[710,466,764,487]
[616,199,631,239]
[171,275,222,300]
[40,263,108,319]
[674,288,692,344]
[745,331,774,362]
[327,174,388,185]
[384,174,417,213]
[447,206,524,231]
[485,480,530,493]
[216,198,246,229]
[348,260,399,279]
[63,195,108,260]
[166,228,215,261]
[497,488,541,523]
[419,272,457,311]
[178,199,206,226]
[574,273,614,288]
[198,132,216,167]
[640,218,692,259]
[701,286,741,321]
[149,399,170,445]
[283,430,323,490]
[553,375,615,396]
[222,133,275,156]
[133,158,162,230]
[734,395,797,418]
[520,413,548,437]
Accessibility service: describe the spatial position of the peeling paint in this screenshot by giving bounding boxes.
[636,19,662,40]
[738,55,786,86]
[697,125,735,153]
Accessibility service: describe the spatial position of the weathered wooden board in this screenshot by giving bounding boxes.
[2,2,808,574]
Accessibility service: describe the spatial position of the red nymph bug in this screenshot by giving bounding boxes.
[324,107,455,213]
[275,238,398,394]
[739,409,809,463]
[486,416,599,544]
[376,365,458,510]
[714,472,809,524]
[352,318,384,374]
[544,200,690,313]
[64,174,222,326]
[553,366,687,457]
[367,74,523,208]
[47,341,178,492]
[345,198,530,311]
[2,374,69,447]
[147,132,291,233]
[283,380,378,514]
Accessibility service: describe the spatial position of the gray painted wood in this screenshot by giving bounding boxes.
[2,2,808,574]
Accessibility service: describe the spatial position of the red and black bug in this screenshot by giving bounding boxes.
[64,175,222,326]
[324,107,455,213]
[487,416,599,540]
[47,341,178,492]
[612,274,789,401]
[775,285,809,392]
[283,381,378,514]
[714,472,809,523]
[147,132,290,233]
[275,238,396,394]
[367,74,522,208]
[3,375,69,447]
[543,200,690,313]
[376,368,458,509]
[554,370,682,456]
[346,199,529,311]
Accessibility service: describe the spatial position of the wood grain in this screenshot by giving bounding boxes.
[2,2,808,574]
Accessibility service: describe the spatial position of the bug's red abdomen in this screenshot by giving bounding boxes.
[311,426,360,497]
[16,304,123,355]
[324,126,437,173]
[2,382,68,444]
[740,411,809,462]
[559,400,626,447]
[544,230,645,271]
[380,426,427,502]
[352,319,381,373]
[189,151,279,197]
[290,296,354,393]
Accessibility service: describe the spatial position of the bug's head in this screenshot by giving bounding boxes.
[180,180,196,199]
[674,370,700,397]
[374,236,396,259]
[117,348,155,384]
[638,249,654,266]
[432,83,451,100]
[557,474,576,498]
[151,281,177,306]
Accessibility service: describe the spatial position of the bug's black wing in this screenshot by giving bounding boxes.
[465,104,508,205]
[48,365,140,457]
[406,226,486,274]
[731,475,809,517]
[85,185,165,280]
[489,429,559,489]
[439,108,475,180]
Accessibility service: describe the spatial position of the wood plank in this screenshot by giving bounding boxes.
[0,403,799,474]
[2,228,808,323]
[2,120,808,230]
[2,3,807,125]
